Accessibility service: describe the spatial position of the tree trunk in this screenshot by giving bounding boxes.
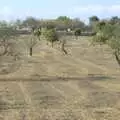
[61,42,64,51]
[61,42,67,55]
[114,52,120,66]
[30,47,32,56]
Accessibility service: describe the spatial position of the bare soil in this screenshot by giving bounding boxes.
[0,36,120,120]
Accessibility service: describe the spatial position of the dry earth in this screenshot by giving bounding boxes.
[0,36,120,120]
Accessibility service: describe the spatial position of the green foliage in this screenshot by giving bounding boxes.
[91,22,114,44]
[23,17,39,27]
[92,32,107,45]
[56,16,86,31]
[89,16,100,23]
[0,27,19,57]
[43,28,58,42]
[57,16,71,22]
[110,16,120,25]
[42,28,58,47]
[107,25,120,50]
[91,21,120,66]
[95,21,106,31]
[0,27,17,41]
[74,28,81,36]
[0,21,8,28]
[89,16,100,32]
[45,22,55,29]
[33,28,41,39]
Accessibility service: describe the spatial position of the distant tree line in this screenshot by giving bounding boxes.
[1,15,120,68]
[0,15,120,32]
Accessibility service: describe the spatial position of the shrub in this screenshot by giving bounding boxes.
[74,28,81,36]
[42,28,59,47]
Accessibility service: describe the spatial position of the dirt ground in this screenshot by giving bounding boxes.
[0,36,120,120]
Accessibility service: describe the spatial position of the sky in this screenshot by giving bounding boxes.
[0,0,120,23]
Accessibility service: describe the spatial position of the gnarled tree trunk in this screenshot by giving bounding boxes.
[114,51,120,66]
[30,47,32,56]
[61,40,67,55]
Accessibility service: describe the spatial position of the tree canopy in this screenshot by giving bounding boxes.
[91,20,120,66]
[42,28,58,47]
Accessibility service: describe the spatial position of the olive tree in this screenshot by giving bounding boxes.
[60,37,67,54]
[42,27,68,54]
[57,32,68,55]
[0,26,23,75]
[91,21,120,66]
[0,27,18,57]
[26,35,37,56]
[42,28,58,47]
[32,27,41,40]
[89,16,100,31]
[74,28,81,40]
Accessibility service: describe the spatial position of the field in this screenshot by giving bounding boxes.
[0,36,120,120]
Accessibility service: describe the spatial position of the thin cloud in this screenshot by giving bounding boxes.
[0,4,120,21]
[0,6,13,15]
[0,6,14,20]
[72,4,120,16]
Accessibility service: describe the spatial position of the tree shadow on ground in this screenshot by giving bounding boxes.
[87,74,115,81]
[0,74,115,82]
[31,73,115,81]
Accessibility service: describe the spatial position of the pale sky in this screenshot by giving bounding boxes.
[0,0,119,23]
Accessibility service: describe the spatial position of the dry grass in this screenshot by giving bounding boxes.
[0,36,120,120]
